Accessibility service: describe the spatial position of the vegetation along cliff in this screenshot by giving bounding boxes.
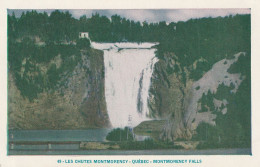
[8,10,250,148]
[148,15,250,148]
[8,36,110,129]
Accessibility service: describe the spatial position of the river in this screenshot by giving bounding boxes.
[8,130,251,155]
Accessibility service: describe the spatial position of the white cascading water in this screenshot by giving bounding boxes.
[91,42,158,128]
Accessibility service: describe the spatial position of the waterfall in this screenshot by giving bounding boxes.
[92,42,158,128]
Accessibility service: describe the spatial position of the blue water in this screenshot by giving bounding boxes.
[10,144,80,150]
[8,129,110,154]
[9,129,111,142]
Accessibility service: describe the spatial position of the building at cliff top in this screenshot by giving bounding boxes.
[79,32,90,39]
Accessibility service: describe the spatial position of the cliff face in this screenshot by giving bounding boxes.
[8,48,110,130]
[148,52,248,141]
[148,52,193,140]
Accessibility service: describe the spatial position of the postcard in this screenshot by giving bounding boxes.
[0,0,260,167]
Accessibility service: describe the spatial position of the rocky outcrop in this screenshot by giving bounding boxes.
[183,52,245,132]
[8,48,110,129]
[148,52,190,140]
[148,52,246,141]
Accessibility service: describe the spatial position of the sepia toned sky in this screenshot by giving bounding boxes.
[8,9,250,23]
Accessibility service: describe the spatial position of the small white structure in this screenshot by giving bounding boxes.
[79,32,89,39]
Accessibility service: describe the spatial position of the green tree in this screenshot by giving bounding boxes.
[106,127,134,141]
[76,38,90,49]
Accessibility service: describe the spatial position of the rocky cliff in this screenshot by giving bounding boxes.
[8,44,110,129]
[148,51,249,142]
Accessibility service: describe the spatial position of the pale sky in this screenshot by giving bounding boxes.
[8,9,250,23]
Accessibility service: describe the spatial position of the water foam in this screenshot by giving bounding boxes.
[92,42,158,128]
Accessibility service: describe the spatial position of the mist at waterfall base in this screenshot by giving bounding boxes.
[92,42,158,128]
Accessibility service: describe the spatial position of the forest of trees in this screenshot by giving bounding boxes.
[192,53,251,149]
[8,10,250,81]
[8,10,251,148]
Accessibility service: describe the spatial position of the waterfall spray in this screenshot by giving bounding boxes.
[92,42,158,128]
